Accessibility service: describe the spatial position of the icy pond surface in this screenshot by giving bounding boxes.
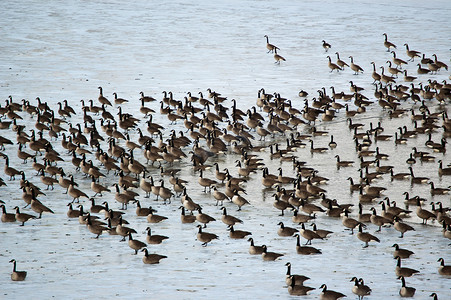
[1,0,450,299]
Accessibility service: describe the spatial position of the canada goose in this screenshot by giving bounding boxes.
[97,86,112,106]
[1,204,16,222]
[285,262,310,286]
[196,224,218,246]
[271,194,290,216]
[357,224,380,248]
[327,56,342,72]
[398,276,415,297]
[147,207,168,223]
[322,40,331,52]
[228,225,252,239]
[198,169,218,192]
[437,258,451,275]
[211,186,228,206]
[245,237,264,255]
[112,92,129,104]
[299,222,323,245]
[403,70,417,82]
[2,155,21,180]
[395,256,419,277]
[158,180,173,204]
[390,168,410,181]
[310,140,328,154]
[292,209,315,224]
[392,244,414,259]
[328,135,338,149]
[30,199,54,219]
[417,63,430,74]
[335,155,354,168]
[86,217,110,239]
[112,183,134,210]
[273,48,286,64]
[404,43,421,61]
[350,277,371,300]
[90,176,110,197]
[408,166,429,184]
[394,216,415,238]
[276,221,297,237]
[196,207,216,227]
[141,248,167,264]
[370,207,393,232]
[311,223,333,238]
[9,259,27,281]
[179,206,196,224]
[390,51,407,68]
[335,52,349,69]
[17,143,34,163]
[300,198,325,216]
[349,56,364,74]
[438,160,451,176]
[347,177,361,193]
[416,198,436,224]
[143,227,169,245]
[319,284,346,300]
[68,183,89,203]
[220,207,242,226]
[430,293,439,300]
[133,200,152,217]
[66,203,81,218]
[384,199,411,216]
[116,216,137,241]
[127,232,147,254]
[383,33,397,51]
[264,35,279,53]
[231,189,250,211]
[342,209,364,234]
[261,245,284,261]
[429,181,450,195]
[287,275,315,295]
[14,206,35,226]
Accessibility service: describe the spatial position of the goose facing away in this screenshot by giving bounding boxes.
[9,259,27,281]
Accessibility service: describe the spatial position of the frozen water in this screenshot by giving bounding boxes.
[1,0,451,299]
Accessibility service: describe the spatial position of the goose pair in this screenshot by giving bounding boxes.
[350,277,371,300]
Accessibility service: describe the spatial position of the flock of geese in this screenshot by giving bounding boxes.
[1,34,451,298]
